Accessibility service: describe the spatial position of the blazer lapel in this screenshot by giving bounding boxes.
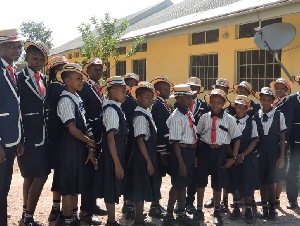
[23,68,43,100]
[0,60,19,102]
[89,83,103,104]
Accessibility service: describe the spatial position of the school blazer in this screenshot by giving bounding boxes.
[17,68,47,146]
[0,60,22,147]
[288,92,300,146]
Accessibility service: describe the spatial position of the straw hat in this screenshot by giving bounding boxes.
[46,56,69,74]
[82,57,107,75]
[255,87,276,100]
[231,95,253,110]
[204,89,231,109]
[270,78,292,95]
[24,41,49,66]
[170,84,197,98]
[101,76,129,94]
[0,28,23,44]
[56,63,87,83]
[233,81,254,94]
[123,72,139,82]
[186,77,205,93]
[150,76,174,90]
[212,78,233,93]
[131,81,157,100]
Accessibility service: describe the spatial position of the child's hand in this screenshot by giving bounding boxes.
[222,158,235,169]
[179,163,187,177]
[161,155,169,166]
[87,139,96,148]
[16,143,25,156]
[0,146,5,163]
[85,151,98,169]
[147,162,154,176]
[235,154,244,165]
[276,157,284,169]
[115,163,124,180]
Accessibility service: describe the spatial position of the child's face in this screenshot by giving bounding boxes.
[190,85,200,99]
[215,85,229,94]
[260,94,274,111]
[65,72,84,92]
[125,78,138,88]
[235,104,248,119]
[274,83,287,98]
[0,41,22,63]
[176,95,193,109]
[137,89,154,109]
[156,82,171,99]
[237,86,250,96]
[26,49,45,72]
[210,95,225,114]
[111,85,127,103]
[87,64,103,81]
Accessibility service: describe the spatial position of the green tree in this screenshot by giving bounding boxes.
[78,13,144,68]
[20,21,54,49]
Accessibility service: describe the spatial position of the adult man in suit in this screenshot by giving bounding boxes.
[0,28,24,226]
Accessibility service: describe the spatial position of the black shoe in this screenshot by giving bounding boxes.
[204,198,214,208]
[93,205,108,216]
[229,207,240,220]
[79,211,101,225]
[174,201,178,214]
[133,221,148,226]
[287,201,298,209]
[55,212,65,226]
[73,214,80,226]
[220,199,228,213]
[259,206,268,219]
[106,221,121,226]
[19,219,42,226]
[48,209,60,222]
[176,211,198,226]
[186,204,196,214]
[213,212,223,226]
[162,212,175,225]
[268,206,276,221]
[193,208,204,221]
[244,209,254,225]
[275,198,280,207]
[251,201,258,215]
[125,205,135,220]
[148,204,166,218]
[122,203,127,214]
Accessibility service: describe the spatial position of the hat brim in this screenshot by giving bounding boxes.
[270,81,291,94]
[294,76,300,82]
[0,37,23,44]
[56,69,87,83]
[254,91,277,101]
[24,41,49,66]
[230,101,253,110]
[233,84,253,95]
[151,79,174,90]
[82,62,106,75]
[212,85,233,93]
[46,61,66,75]
[131,85,157,100]
[101,83,130,94]
[204,93,231,109]
[170,90,197,98]
[187,84,205,93]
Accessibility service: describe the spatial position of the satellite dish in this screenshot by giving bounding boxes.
[254,22,296,51]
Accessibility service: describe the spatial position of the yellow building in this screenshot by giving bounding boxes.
[50,0,300,94]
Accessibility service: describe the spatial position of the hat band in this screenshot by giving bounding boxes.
[107,80,126,86]
[50,60,68,67]
[187,82,201,86]
[173,90,194,96]
[34,42,48,55]
[261,90,275,96]
[235,99,250,107]
[216,82,229,87]
[0,34,20,41]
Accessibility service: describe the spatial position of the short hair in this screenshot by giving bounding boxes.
[61,71,74,82]
[135,87,153,98]
[49,65,62,82]
[154,81,170,90]
[25,45,43,62]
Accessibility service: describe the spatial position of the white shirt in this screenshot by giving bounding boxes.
[257,108,287,135]
[102,100,123,132]
[235,114,258,139]
[27,67,46,98]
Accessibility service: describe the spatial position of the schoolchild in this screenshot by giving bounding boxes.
[55,63,97,226]
[126,82,161,226]
[286,75,300,209]
[120,73,138,217]
[0,28,24,226]
[149,76,174,218]
[227,95,260,224]
[163,84,198,226]
[270,78,294,206]
[101,76,129,226]
[17,41,50,226]
[45,56,68,223]
[196,89,241,226]
[77,57,107,225]
[253,87,286,220]
[185,77,209,213]
[211,78,233,95]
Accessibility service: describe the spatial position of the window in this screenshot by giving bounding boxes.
[74,52,80,58]
[118,47,126,55]
[136,43,147,52]
[133,59,146,81]
[237,50,281,91]
[67,53,73,59]
[190,54,218,89]
[116,61,126,76]
[238,17,282,38]
[192,29,219,45]
[103,62,110,78]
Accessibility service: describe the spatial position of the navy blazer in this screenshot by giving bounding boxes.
[276,96,294,141]
[287,92,300,146]
[17,67,47,147]
[0,59,22,147]
[121,92,138,125]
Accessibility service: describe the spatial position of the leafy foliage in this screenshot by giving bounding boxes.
[20,21,54,49]
[78,13,144,67]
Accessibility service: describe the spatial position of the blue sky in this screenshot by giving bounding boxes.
[1,0,184,48]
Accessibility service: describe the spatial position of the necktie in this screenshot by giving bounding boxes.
[34,73,45,96]
[187,111,197,141]
[262,114,268,122]
[236,120,240,125]
[211,116,218,143]
[94,84,103,97]
[189,100,195,113]
[164,101,171,112]
[6,65,16,85]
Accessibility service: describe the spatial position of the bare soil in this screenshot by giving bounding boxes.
[7,160,300,226]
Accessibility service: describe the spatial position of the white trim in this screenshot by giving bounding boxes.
[24,70,43,100]
[24,112,39,116]
[2,68,19,103]
[34,124,45,147]
[0,113,9,117]
[88,83,104,104]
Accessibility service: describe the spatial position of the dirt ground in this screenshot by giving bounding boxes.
[7,160,300,226]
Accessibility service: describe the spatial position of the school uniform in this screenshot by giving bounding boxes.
[77,79,104,213]
[151,97,172,176]
[227,115,260,197]
[100,100,128,204]
[227,100,260,117]
[17,67,50,178]
[166,104,197,189]
[56,90,93,196]
[0,58,22,226]
[253,108,287,185]
[126,106,161,203]
[196,110,242,191]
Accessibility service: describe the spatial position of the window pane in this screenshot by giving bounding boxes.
[252,50,259,64]
[206,29,219,43]
[258,65,265,78]
[266,51,274,63]
[239,21,259,38]
[261,17,282,27]
[266,65,274,78]
[239,52,246,65]
[259,50,265,64]
[246,51,252,64]
[274,64,281,78]
[192,32,205,45]
[118,47,126,55]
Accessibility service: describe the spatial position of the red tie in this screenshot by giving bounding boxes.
[211,116,218,143]
[164,101,171,112]
[187,112,196,141]
[94,84,103,97]
[189,100,195,113]
[34,73,45,96]
[6,65,16,85]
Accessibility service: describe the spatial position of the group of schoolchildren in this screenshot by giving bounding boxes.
[1,28,300,226]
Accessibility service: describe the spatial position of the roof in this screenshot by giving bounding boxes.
[50,0,173,55]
